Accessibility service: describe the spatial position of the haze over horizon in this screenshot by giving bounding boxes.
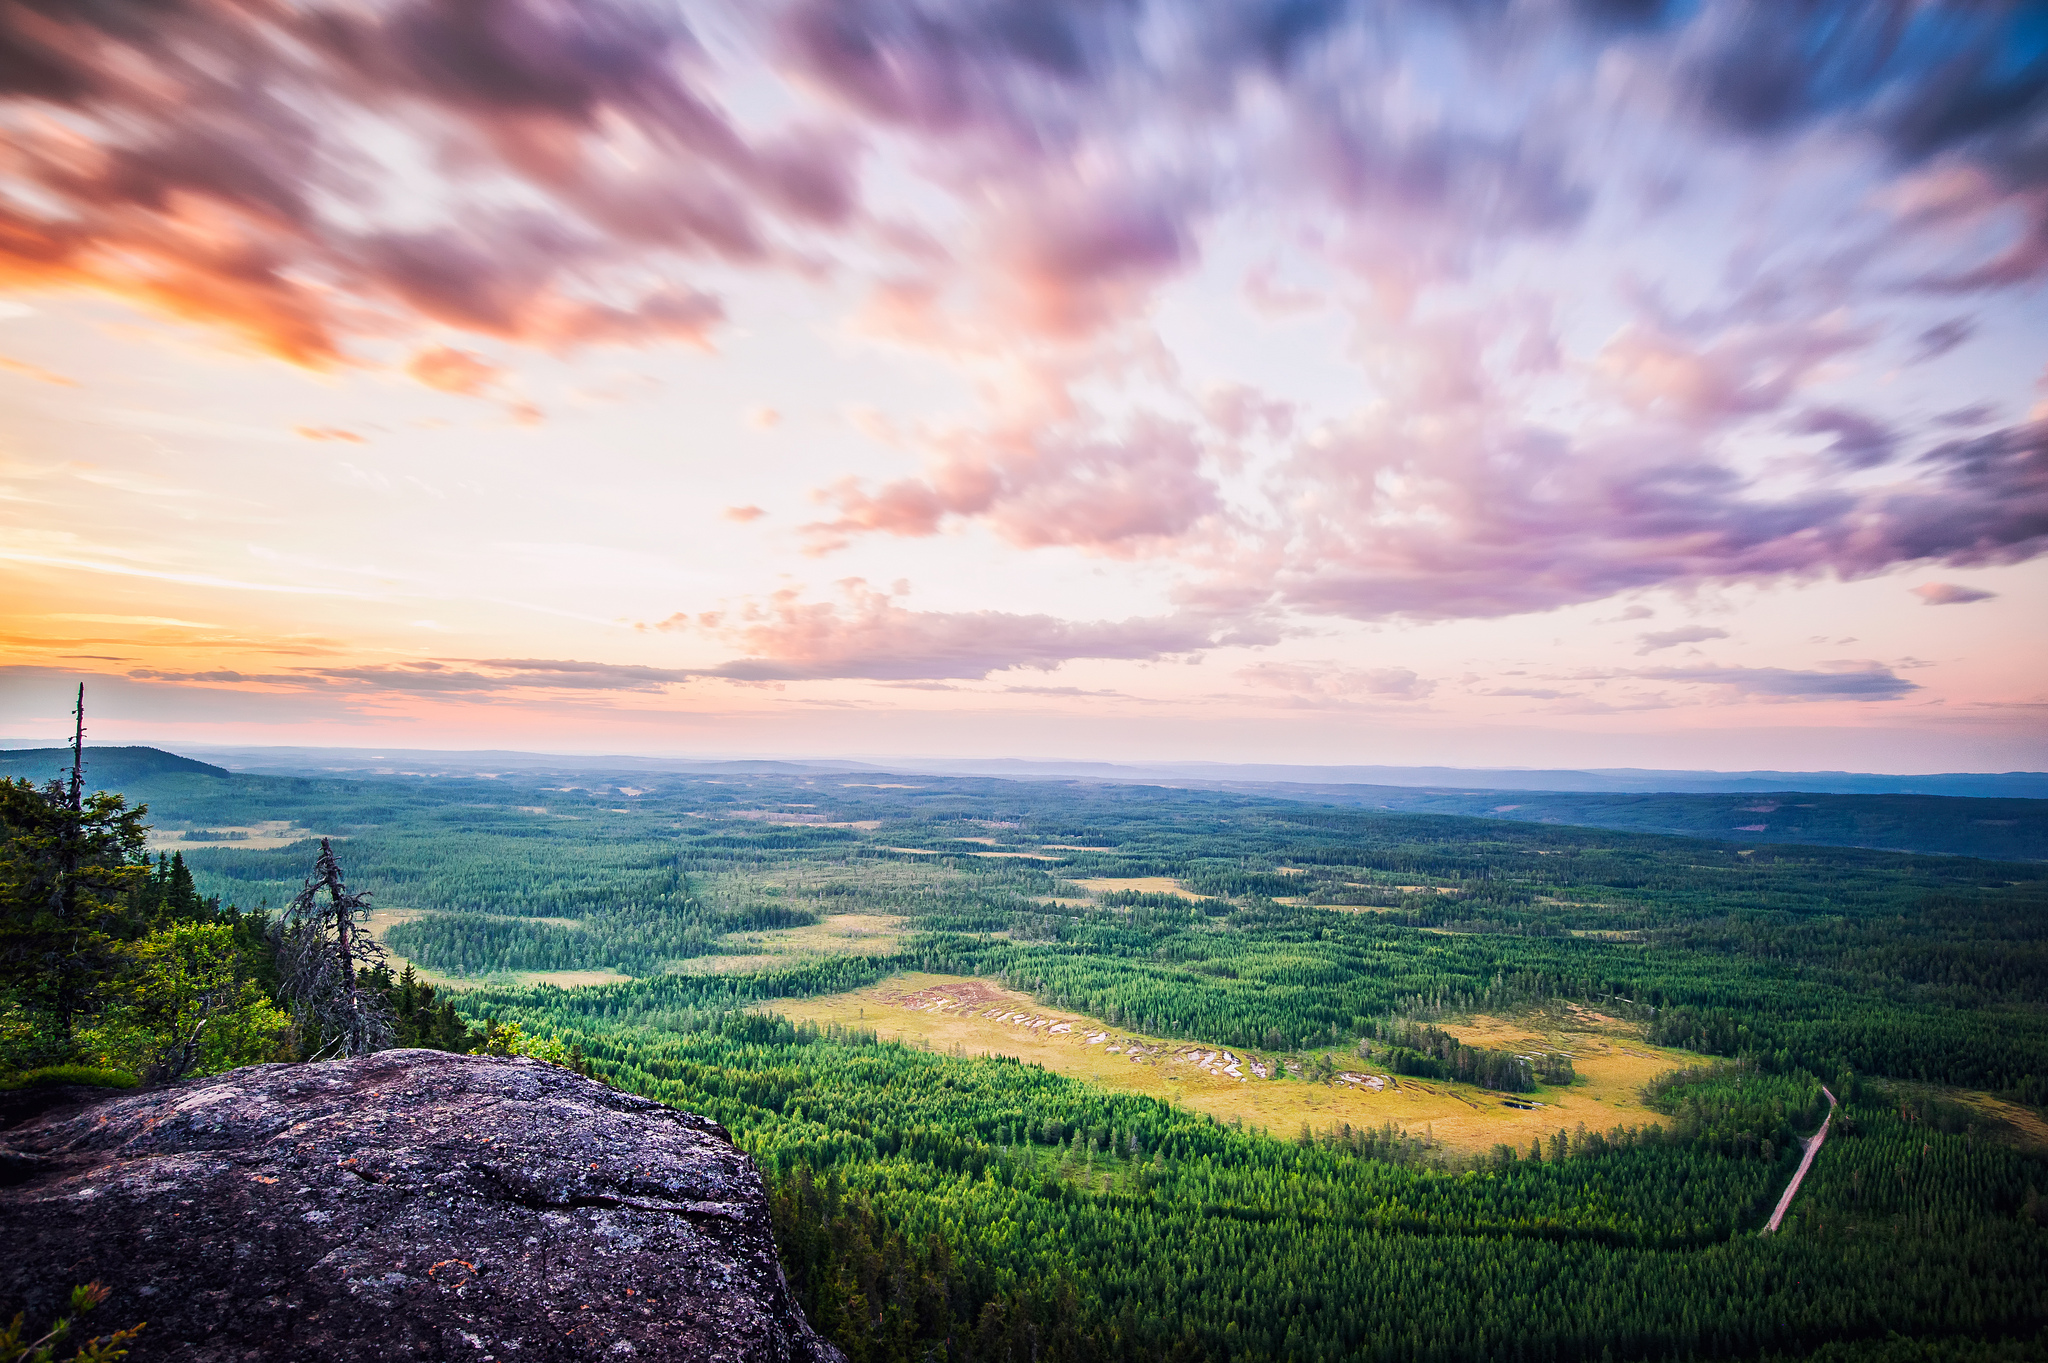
[3,0,2045,771]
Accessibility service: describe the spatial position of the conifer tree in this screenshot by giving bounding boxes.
[0,687,148,1047]
[272,839,393,1058]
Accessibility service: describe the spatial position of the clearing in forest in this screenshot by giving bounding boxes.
[760,972,1702,1153]
[679,912,909,975]
[1065,876,1207,899]
[146,820,337,851]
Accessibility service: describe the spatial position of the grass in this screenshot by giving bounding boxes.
[1,1064,140,1091]
[1064,876,1205,899]
[758,972,1703,1154]
[687,913,910,975]
[144,820,333,851]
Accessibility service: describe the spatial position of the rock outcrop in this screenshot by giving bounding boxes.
[0,1050,842,1362]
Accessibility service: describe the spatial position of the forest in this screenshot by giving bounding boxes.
[4,748,2046,1360]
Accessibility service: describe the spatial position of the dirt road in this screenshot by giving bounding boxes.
[1761,1085,1838,1234]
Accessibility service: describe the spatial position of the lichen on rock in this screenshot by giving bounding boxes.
[0,1049,842,1362]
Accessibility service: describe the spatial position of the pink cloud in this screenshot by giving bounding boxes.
[0,354,77,386]
[1594,318,1864,426]
[1238,663,1436,702]
[1636,626,1730,655]
[407,347,504,396]
[805,410,1222,554]
[1912,582,1997,605]
[709,581,1220,681]
[1263,414,2047,621]
[0,0,826,365]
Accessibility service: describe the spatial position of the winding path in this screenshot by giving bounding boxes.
[1761,1085,1837,1234]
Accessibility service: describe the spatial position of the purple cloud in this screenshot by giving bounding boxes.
[1913,318,1976,362]
[1638,664,1919,700]
[1911,582,1998,605]
[1636,626,1730,654]
[0,0,850,365]
[1795,407,1897,470]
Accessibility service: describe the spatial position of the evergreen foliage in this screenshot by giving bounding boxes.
[442,1000,2048,1362]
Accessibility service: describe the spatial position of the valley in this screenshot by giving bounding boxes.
[16,748,2046,1362]
[763,972,1693,1154]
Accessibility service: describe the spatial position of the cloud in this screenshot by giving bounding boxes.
[1637,664,1919,701]
[0,0,833,365]
[1912,318,1975,362]
[707,580,1222,681]
[1636,626,1730,654]
[128,669,315,686]
[1238,662,1436,702]
[723,505,768,523]
[132,658,703,696]
[805,409,1221,554]
[305,659,695,694]
[405,347,506,397]
[1669,3,2048,291]
[1247,376,2048,621]
[1935,403,1999,428]
[295,426,366,443]
[1002,685,1125,698]
[1794,407,1896,470]
[6,0,2046,641]
[1912,582,1997,605]
[0,355,77,386]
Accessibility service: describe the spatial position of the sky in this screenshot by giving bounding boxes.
[1,0,2045,772]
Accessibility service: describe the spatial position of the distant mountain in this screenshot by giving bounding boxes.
[173,746,854,778]
[13,743,2038,858]
[875,758,2048,800]
[0,746,229,786]
[154,745,2048,798]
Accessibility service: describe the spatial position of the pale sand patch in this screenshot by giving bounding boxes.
[1068,876,1205,899]
[761,974,1695,1153]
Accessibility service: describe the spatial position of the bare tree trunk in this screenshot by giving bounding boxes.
[51,684,86,1036]
[275,839,392,1059]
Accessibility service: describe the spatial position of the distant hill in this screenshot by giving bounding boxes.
[156,745,2048,799]
[0,746,229,787]
[1158,782,2047,862]
[886,758,2048,801]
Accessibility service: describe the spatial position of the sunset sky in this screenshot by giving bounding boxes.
[2,0,2045,771]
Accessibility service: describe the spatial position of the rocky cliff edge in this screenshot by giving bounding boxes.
[0,1050,842,1363]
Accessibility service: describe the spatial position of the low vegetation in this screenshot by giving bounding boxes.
[7,751,2047,1360]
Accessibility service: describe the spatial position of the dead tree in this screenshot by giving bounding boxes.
[273,838,393,1058]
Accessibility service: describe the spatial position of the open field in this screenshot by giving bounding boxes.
[1066,876,1205,899]
[146,820,335,851]
[761,971,1698,1153]
[685,913,909,975]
